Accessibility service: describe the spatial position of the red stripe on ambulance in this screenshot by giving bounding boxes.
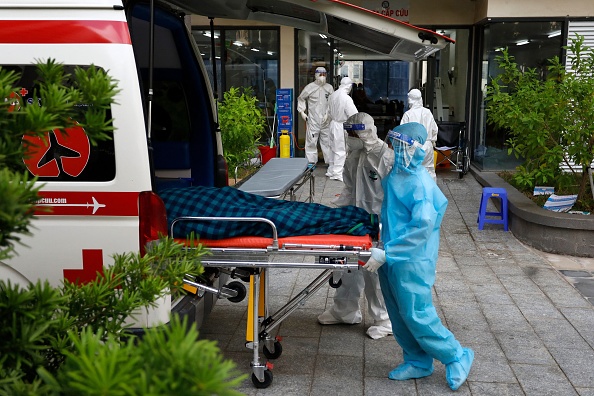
[35,191,139,216]
[0,20,131,44]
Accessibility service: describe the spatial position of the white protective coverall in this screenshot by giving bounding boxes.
[319,112,394,339]
[400,89,438,181]
[326,77,358,181]
[297,67,334,164]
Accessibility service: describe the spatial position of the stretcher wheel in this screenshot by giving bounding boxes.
[263,341,283,359]
[226,281,246,303]
[251,370,273,388]
[329,277,342,288]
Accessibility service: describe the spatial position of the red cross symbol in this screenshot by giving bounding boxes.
[63,249,104,285]
[281,115,290,124]
[20,87,28,97]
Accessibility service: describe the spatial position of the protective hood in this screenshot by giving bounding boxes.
[407,88,423,109]
[339,76,353,94]
[388,122,427,173]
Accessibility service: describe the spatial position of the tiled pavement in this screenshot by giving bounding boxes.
[199,164,594,395]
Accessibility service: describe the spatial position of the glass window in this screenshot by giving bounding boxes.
[192,27,280,137]
[475,21,563,170]
[9,65,116,182]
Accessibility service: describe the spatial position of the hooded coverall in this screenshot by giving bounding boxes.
[400,89,438,181]
[321,112,393,339]
[326,77,358,181]
[366,122,474,391]
[297,67,334,164]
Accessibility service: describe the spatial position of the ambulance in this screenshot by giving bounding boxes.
[0,0,230,330]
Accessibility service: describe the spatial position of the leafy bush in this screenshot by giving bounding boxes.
[0,61,245,394]
[486,35,594,203]
[218,87,265,170]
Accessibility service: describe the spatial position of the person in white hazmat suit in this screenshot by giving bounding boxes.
[326,76,358,182]
[319,112,394,339]
[297,67,334,164]
[400,88,438,181]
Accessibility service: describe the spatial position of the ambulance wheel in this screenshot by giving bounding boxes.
[226,281,246,303]
[263,341,283,359]
[329,277,342,288]
[251,370,273,388]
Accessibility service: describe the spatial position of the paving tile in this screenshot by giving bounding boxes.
[548,347,594,388]
[468,382,525,395]
[512,363,579,395]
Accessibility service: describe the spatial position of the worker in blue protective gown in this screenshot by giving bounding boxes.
[363,122,474,391]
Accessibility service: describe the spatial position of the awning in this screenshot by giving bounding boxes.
[164,0,453,62]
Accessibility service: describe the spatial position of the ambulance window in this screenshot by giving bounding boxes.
[10,65,116,182]
[151,80,190,142]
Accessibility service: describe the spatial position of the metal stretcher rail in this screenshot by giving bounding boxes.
[171,216,372,388]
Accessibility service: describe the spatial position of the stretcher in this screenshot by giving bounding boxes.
[173,216,373,388]
[238,157,315,202]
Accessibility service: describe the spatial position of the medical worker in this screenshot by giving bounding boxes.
[326,76,358,182]
[320,113,394,340]
[400,88,438,181]
[363,122,474,391]
[297,67,334,164]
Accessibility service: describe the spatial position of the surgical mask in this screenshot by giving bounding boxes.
[315,74,326,85]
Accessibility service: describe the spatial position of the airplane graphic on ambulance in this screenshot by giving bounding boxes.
[0,0,229,330]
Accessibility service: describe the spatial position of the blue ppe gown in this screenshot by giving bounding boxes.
[378,122,471,384]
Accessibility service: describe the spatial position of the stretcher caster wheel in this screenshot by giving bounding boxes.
[251,370,273,388]
[263,341,283,359]
[226,281,246,303]
[329,277,342,288]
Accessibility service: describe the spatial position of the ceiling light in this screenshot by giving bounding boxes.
[516,40,529,46]
[548,31,561,38]
[233,41,243,47]
[327,42,331,46]
[267,51,274,55]
[319,34,327,39]
[251,48,259,52]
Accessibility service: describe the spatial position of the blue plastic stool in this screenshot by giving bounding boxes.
[477,187,508,231]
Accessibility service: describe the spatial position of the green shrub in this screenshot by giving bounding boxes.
[486,34,594,203]
[0,61,245,394]
[218,87,265,170]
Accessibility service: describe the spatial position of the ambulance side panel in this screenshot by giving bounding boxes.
[0,7,151,287]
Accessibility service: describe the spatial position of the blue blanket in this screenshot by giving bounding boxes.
[160,186,378,240]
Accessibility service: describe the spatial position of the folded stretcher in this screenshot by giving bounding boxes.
[173,216,373,389]
[238,157,315,202]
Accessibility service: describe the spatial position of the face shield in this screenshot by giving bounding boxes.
[386,123,427,172]
[314,67,327,85]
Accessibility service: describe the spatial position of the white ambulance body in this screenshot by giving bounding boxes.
[0,0,228,329]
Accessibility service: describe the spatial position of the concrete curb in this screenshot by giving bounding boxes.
[471,166,594,257]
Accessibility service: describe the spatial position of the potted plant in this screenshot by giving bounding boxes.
[218,86,267,183]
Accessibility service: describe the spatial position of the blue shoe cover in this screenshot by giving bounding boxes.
[446,348,474,391]
[388,362,433,381]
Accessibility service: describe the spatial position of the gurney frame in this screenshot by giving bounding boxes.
[173,216,371,388]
